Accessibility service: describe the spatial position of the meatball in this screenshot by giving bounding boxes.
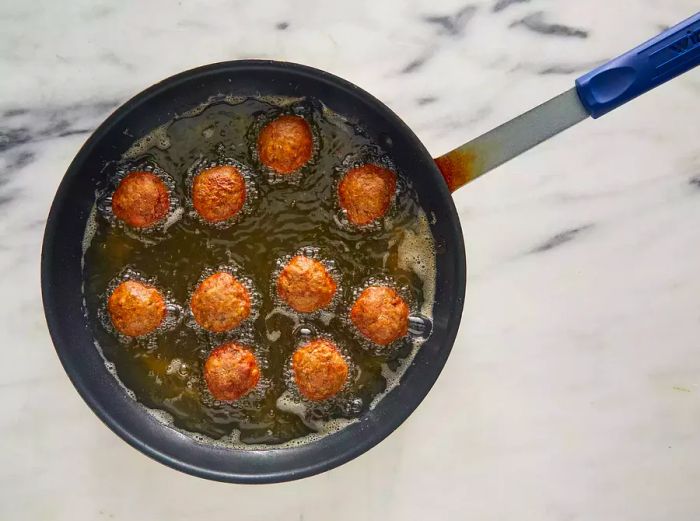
[204,343,260,401]
[350,286,409,345]
[107,280,166,337]
[338,164,397,226]
[112,171,170,228]
[190,272,251,333]
[276,255,336,313]
[192,165,246,223]
[292,339,348,401]
[257,115,313,174]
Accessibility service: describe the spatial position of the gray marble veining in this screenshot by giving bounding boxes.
[1,0,699,519]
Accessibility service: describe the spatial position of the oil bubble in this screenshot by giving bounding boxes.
[408,314,433,341]
[293,324,316,342]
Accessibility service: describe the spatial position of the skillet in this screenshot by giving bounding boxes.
[41,12,700,483]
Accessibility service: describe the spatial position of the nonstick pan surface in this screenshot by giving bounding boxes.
[41,60,466,483]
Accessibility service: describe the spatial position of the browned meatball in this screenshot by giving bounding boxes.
[107,280,166,337]
[292,339,348,401]
[190,272,251,333]
[350,286,409,345]
[257,115,313,174]
[204,343,260,401]
[276,255,336,313]
[112,171,170,228]
[338,164,396,226]
[192,165,246,223]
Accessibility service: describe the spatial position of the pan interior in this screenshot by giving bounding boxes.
[82,94,437,447]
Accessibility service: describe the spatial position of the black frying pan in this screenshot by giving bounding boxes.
[41,60,466,483]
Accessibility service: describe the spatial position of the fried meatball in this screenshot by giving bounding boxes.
[192,165,246,223]
[338,164,397,226]
[107,280,166,337]
[257,115,313,174]
[350,286,409,345]
[292,339,348,401]
[277,255,336,313]
[204,343,260,401]
[112,171,170,228]
[190,272,251,333]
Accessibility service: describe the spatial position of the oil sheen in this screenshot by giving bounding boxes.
[82,96,436,447]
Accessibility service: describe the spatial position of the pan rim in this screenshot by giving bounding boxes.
[40,59,467,483]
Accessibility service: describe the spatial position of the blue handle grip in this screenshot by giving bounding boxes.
[576,12,700,118]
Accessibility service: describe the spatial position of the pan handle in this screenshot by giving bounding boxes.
[434,10,700,193]
[433,149,479,193]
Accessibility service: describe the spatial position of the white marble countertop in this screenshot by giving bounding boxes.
[2,0,700,519]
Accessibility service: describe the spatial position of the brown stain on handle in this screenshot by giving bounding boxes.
[434,148,478,192]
